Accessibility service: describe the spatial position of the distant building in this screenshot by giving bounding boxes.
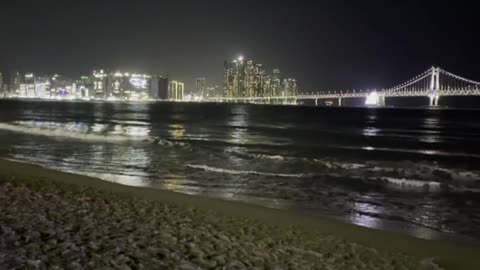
[76,76,93,98]
[282,78,297,96]
[168,80,184,100]
[49,74,74,97]
[271,69,281,96]
[224,57,245,97]
[19,73,36,97]
[195,78,207,96]
[206,85,222,98]
[10,71,22,95]
[150,76,169,100]
[92,70,108,99]
[223,57,297,98]
[107,72,126,99]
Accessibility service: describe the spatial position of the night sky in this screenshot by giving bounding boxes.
[0,0,478,91]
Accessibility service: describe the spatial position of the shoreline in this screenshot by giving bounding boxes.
[4,158,478,245]
[1,159,479,269]
[3,97,480,111]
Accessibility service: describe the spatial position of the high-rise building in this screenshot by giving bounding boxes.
[76,76,93,98]
[108,72,126,99]
[10,71,22,95]
[49,74,74,97]
[168,80,185,100]
[223,56,298,99]
[224,57,246,97]
[150,76,169,100]
[224,57,267,98]
[92,70,107,99]
[282,78,297,96]
[271,69,281,96]
[20,73,36,97]
[195,78,207,96]
[33,75,51,98]
[126,74,152,100]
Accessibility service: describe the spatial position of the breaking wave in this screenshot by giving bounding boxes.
[382,177,442,191]
[187,164,309,178]
[0,122,150,143]
[225,148,285,161]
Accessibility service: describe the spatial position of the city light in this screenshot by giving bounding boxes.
[365,91,379,105]
[129,78,148,89]
[2,70,181,102]
[224,56,298,102]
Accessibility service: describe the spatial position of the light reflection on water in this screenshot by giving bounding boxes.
[168,124,186,139]
[227,106,249,145]
[362,127,379,137]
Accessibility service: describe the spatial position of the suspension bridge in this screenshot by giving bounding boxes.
[208,67,480,106]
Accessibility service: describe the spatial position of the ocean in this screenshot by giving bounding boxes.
[1,99,479,242]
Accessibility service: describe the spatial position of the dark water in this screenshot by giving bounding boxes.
[1,99,479,242]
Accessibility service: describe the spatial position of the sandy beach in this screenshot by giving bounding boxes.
[0,159,478,270]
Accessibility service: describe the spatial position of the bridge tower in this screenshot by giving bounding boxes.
[429,67,440,106]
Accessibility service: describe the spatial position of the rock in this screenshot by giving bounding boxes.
[420,257,443,270]
[213,255,227,266]
[179,260,199,270]
[189,247,205,259]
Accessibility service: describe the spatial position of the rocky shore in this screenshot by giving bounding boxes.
[0,159,478,269]
[0,176,427,270]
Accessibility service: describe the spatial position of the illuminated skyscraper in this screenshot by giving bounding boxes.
[224,61,236,97]
[20,73,36,97]
[282,78,297,96]
[168,80,184,100]
[224,57,246,97]
[10,71,21,95]
[224,57,267,98]
[107,72,126,99]
[76,76,93,98]
[271,69,281,96]
[92,70,107,99]
[195,78,207,96]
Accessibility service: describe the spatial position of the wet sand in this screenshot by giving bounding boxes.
[0,159,478,269]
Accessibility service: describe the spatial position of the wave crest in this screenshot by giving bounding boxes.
[0,122,150,143]
[187,164,308,178]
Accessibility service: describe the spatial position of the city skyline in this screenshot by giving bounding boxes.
[0,54,299,100]
[1,69,182,101]
[0,1,478,92]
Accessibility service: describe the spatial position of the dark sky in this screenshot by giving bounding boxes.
[0,0,478,91]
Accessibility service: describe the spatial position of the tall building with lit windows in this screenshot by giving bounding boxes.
[20,73,36,97]
[92,70,107,99]
[195,78,207,96]
[282,78,297,96]
[224,57,246,97]
[168,80,184,100]
[10,71,22,95]
[271,69,281,96]
[223,57,297,99]
[224,57,267,98]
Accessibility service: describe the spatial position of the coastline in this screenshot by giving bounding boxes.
[0,158,479,269]
[4,97,480,111]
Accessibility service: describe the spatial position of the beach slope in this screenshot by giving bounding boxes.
[0,159,478,269]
